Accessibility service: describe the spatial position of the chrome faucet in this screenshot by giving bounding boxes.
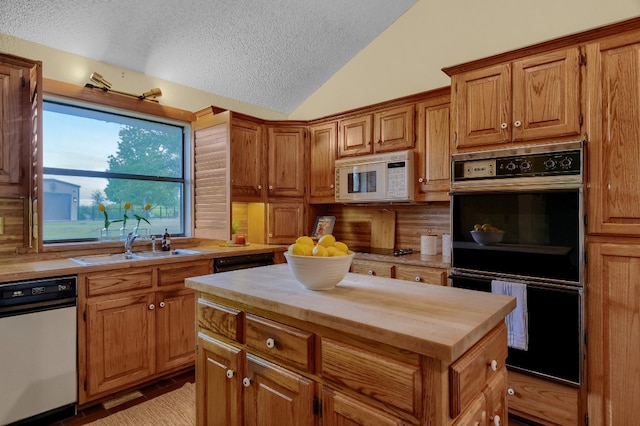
[124,232,139,255]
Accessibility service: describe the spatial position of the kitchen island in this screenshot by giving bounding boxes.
[186,263,516,425]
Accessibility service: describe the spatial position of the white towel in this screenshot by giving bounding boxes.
[491,280,528,351]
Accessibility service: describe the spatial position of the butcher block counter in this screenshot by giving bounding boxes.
[186,263,516,425]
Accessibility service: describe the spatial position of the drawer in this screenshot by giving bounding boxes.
[351,259,394,278]
[158,259,211,287]
[449,322,507,418]
[507,370,580,426]
[321,337,421,417]
[245,314,314,372]
[85,269,153,297]
[395,265,447,285]
[197,297,243,342]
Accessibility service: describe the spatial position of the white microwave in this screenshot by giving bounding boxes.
[335,150,414,203]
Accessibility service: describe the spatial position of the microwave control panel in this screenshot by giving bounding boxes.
[453,149,581,181]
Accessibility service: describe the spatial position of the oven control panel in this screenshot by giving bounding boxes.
[454,149,581,181]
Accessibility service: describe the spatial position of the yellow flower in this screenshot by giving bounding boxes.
[99,203,112,229]
[134,203,152,229]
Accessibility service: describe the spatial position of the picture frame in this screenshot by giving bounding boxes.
[311,215,336,238]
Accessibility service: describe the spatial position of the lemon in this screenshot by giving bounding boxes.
[326,246,338,256]
[312,244,328,257]
[334,241,349,253]
[318,234,336,248]
[296,236,314,246]
[333,250,348,256]
[301,244,313,256]
[289,243,306,256]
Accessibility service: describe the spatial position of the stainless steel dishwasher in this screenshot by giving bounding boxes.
[0,276,77,425]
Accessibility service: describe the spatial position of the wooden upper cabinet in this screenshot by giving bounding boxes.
[267,202,304,245]
[267,125,306,199]
[586,31,640,237]
[231,118,264,202]
[337,113,373,157]
[337,104,415,158]
[451,47,582,151]
[373,104,415,152]
[0,56,40,198]
[415,94,451,202]
[309,121,337,203]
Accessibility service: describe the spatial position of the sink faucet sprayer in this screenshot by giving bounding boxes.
[124,232,139,255]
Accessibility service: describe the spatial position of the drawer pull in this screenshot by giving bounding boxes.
[242,377,252,387]
[159,301,165,308]
[414,276,421,282]
[226,369,235,379]
[491,415,501,426]
[490,359,498,371]
[148,304,155,310]
[266,337,275,349]
[507,388,515,396]
[368,270,374,275]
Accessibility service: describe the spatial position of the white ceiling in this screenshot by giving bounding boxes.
[0,0,416,114]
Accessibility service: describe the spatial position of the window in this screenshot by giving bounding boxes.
[43,100,189,243]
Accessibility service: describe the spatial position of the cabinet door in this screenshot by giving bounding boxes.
[587,32,640,236]
[231,118,265,201]
[587,242,640,426]
[309,121,337,203]
[156,288,196,372]
[267,126,306,198]
[351,259,394,278]
[338,114,373,157]
[452,64,511,150]
[483,368,507,426]
[373,105,415,152]
[512,47,581,142]
[85,293,156,398]
[197,333,243,426]
[244,354,314,426]
[322,387,406,426]
[0,60,32,197]
[415,97,450,202]
[267,202,304,245]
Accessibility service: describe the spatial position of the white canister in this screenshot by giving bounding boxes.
[442,234,451,258]
[421,235,438,255]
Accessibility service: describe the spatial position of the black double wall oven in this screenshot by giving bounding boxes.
[449,141,584,386]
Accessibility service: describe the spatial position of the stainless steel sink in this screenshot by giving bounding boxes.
[69,249,202,265]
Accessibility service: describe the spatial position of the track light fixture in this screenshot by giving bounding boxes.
[85,72,162,103]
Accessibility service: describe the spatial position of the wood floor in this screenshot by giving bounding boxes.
[52,370,195,426]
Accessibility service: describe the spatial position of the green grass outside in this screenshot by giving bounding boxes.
[43,218,182,241]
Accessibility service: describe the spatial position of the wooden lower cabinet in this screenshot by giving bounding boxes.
[351,258,448,285]
[79,259,210,405]
[195,292,507,425]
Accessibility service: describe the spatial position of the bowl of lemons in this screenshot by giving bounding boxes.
[470,223,505,246]
[284,235,355,290]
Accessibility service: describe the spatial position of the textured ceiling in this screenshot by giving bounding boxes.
[0,0,416,114]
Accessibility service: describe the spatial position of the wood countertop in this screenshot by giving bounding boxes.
[0,243,284,283]
[185,263,515,364]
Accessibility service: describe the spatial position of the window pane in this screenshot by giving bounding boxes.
[43,100,186,243]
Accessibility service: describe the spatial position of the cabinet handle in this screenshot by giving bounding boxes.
[507,388,515,395]
[266,337,275,349]
[491,415,501,426]
[159,301,165,308]
[414,276,421,282]
[257,184,262,190]
[148,304,155,310]
[500,123,508,129]
[226,369,235,379]
[418,177,424,183]
[367,270,374,275]
[513,120,522,128]
[242,377,251,387]
[330,183,334,189]
[268,185,273,190]
[490,359,498,371]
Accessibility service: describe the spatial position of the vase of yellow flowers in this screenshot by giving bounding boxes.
[133,203,152,239]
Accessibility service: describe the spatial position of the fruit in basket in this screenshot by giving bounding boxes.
[287,235,349,257]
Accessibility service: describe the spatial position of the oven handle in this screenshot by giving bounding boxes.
[450,270,584,292]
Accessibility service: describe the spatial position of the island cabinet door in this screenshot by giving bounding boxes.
[196,333,243,426]
[243,353,315,426]
[321,387,409,426]
[85,293,156,398]
[156,288,196,373]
